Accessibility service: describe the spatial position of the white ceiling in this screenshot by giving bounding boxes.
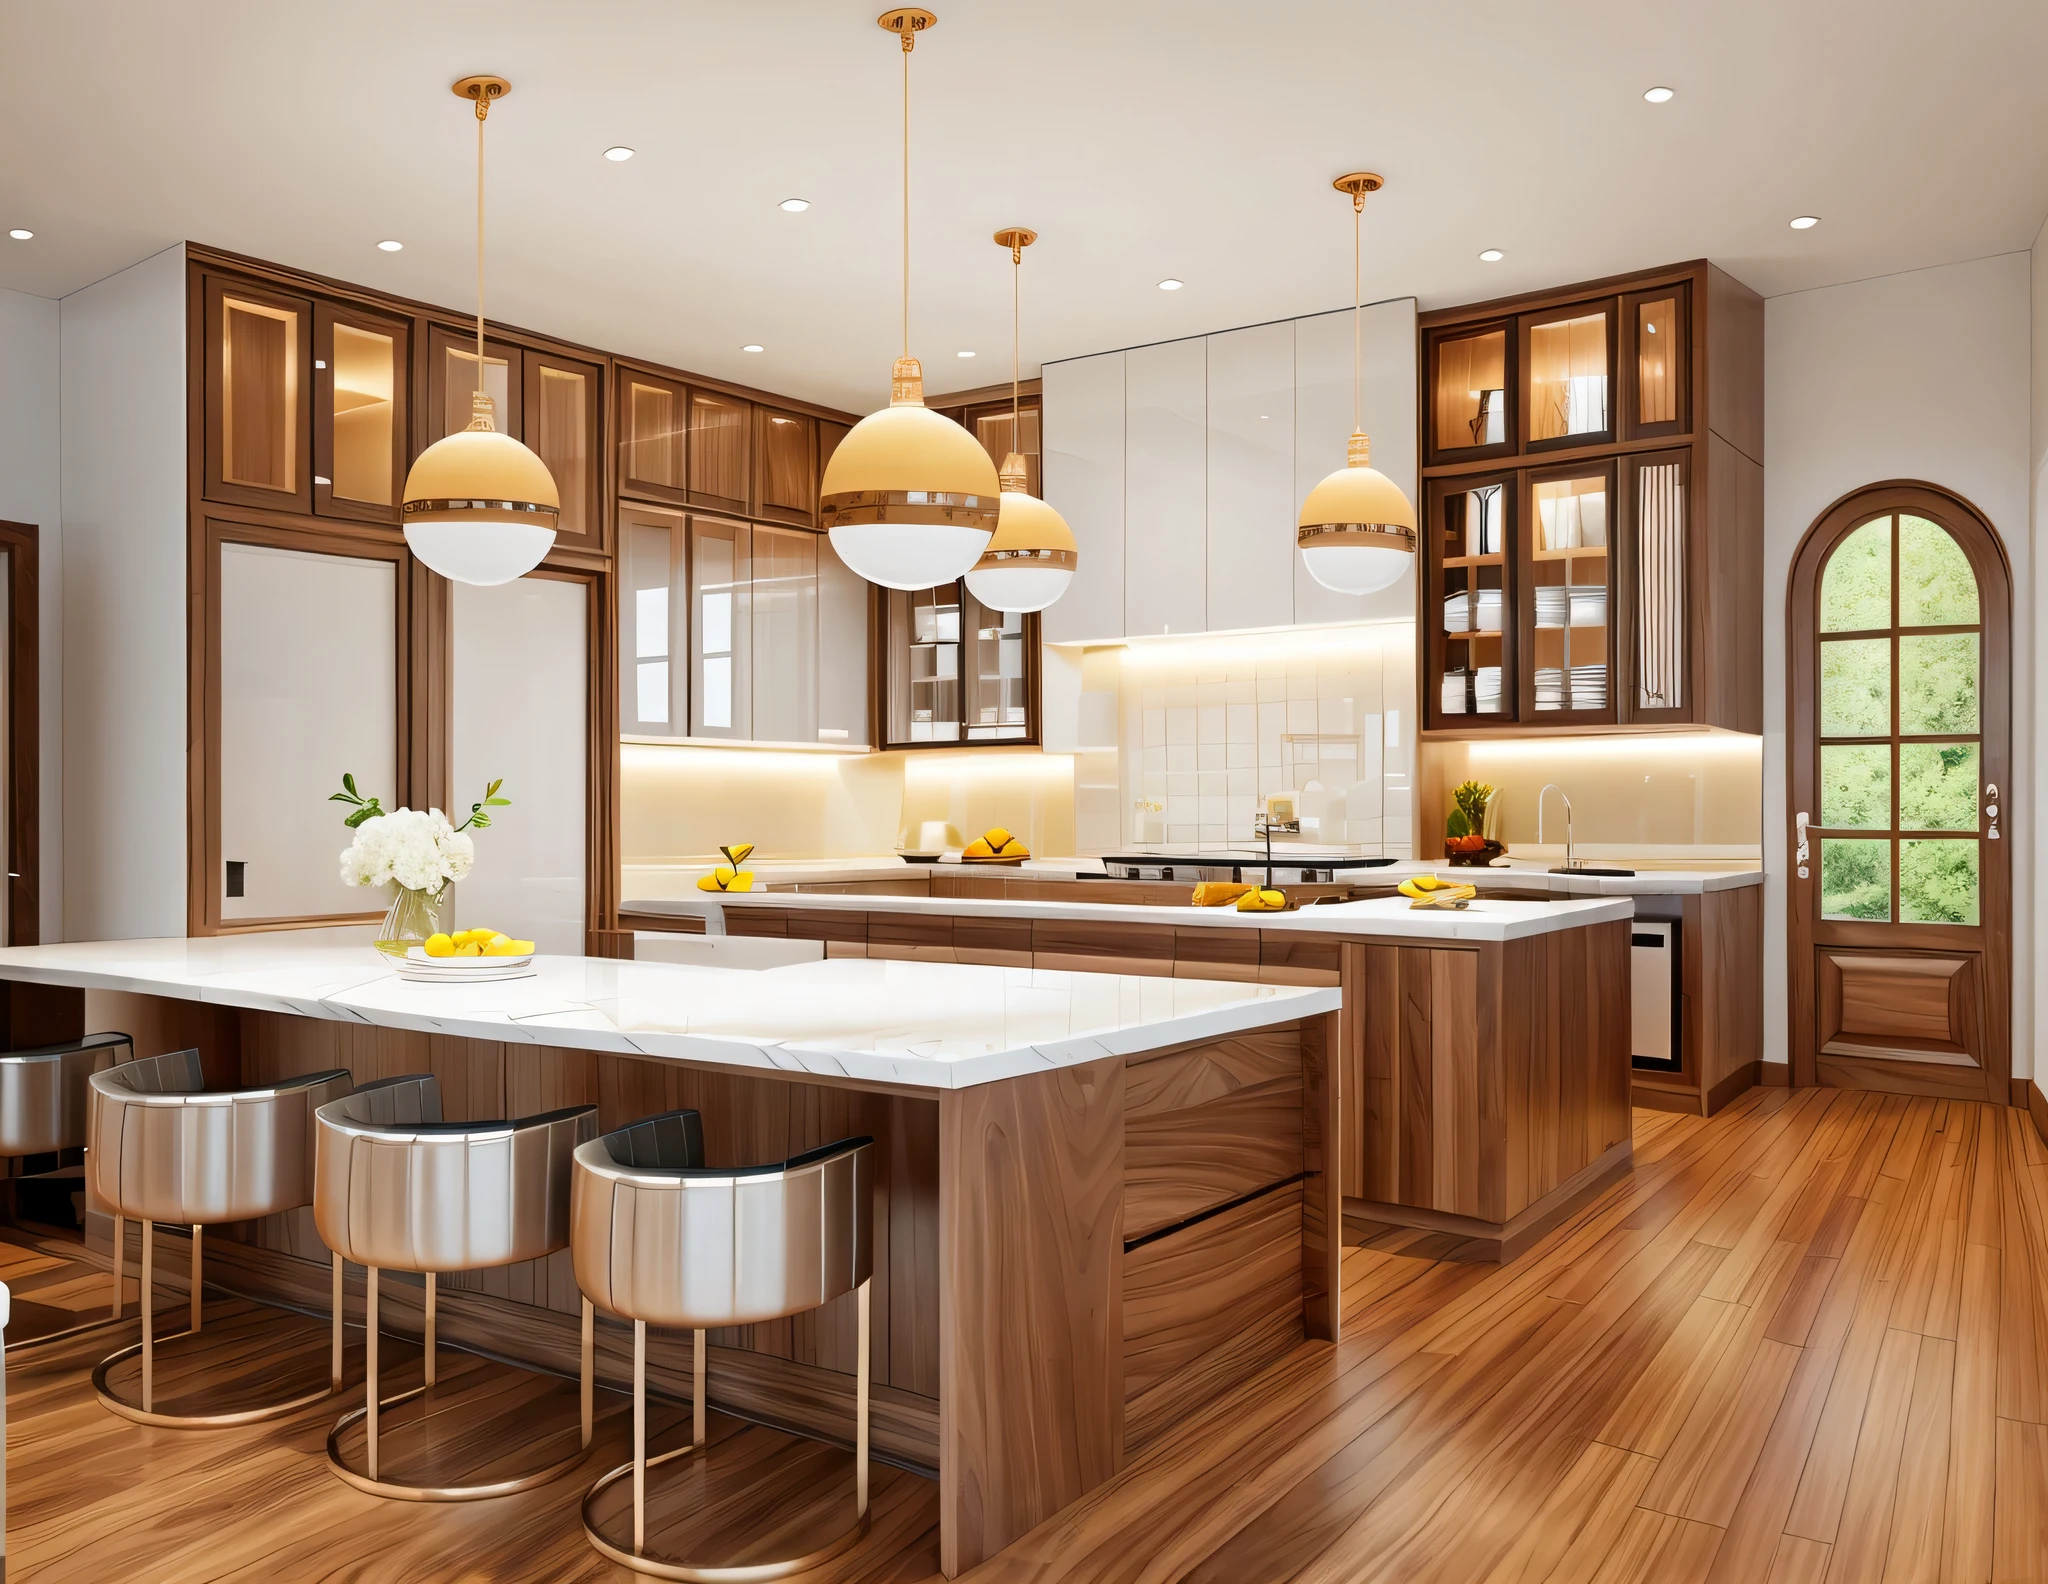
[3,0,2045,414]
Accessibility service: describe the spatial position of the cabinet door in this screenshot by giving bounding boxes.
[1041,352,1124,644]
[620,504,684,736]
[618,369,688,504]
[1622,285,1690,441]
[427,324,524,445]
[1424,320,1513,468]
[1620,448,1693,724]
[523,351,603,551]
[687,516,752,737]
[1205,321,1294,633]
[1520,460,1617,724]
[687,389,751,513]
[1424,473,1516,730]
[1521,300,1616,452]
[883,585,963,746]
[963,593,1034,741]
[750,525,819,741]
[1124,338,1206,637]
[755,408,816,525]
[204,277,314,513]
[817,532,870,746]
[961,400,1041,496]
[314,303,409,525]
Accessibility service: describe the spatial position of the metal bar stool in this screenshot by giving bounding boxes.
[87,1048,353,1426]
[571,1115,874,1582]
[314,1073,598,1501]
[0,1031,132,1349]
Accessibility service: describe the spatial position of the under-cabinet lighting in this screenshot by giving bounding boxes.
[7,229,31,241]
[742,344,764,353]
[1643,86,1675,103]
[1157,278,1183,291]
[1790,215,1820,230]
[770,416,795,425]
[778,198,811,212]
[377,239,403,252]
[1478,248,1505,263]
[603,146,635,162]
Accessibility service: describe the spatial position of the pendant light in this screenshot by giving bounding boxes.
[818,10,1000,591]
[1297,172,1415,596]
[964,228,1077,613]
[401,76,559,587]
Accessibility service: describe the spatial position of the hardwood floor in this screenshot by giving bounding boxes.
[5,1090,2048,1582]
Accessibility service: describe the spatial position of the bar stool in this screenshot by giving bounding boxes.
[314,1073,598,1501]
[87,1048,353,1426]
[0,1031,132,1348]
[571,1116,874,1582]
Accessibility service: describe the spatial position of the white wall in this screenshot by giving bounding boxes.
[1763,251,2034,1076]
[0,285,63,943]
[60,244,187,940]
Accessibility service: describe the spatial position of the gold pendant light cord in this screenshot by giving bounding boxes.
[1351,194,1361,436]
[901,35,911,361]
[1012,244,1021,450]
[475,98,487,398]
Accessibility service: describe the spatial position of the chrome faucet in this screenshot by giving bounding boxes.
[1538,783,1576,871]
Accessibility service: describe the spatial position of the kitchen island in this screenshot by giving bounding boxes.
[0,931,1338,1577]
[634,882,1644,1262]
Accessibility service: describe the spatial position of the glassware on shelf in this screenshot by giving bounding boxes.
[1530,473,1611,713]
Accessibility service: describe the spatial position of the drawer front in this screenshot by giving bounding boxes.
[1125,1030,1303,1240]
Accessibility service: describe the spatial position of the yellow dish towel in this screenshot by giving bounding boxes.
[961,826,1030,860]
[1406,883,1477,909]
[1191,881,1254,907]
[1235,887,1288,913]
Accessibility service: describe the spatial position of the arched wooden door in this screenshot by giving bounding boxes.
[1787,482,2011,1100]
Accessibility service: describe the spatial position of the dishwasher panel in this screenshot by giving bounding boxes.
[1629,920,1682,1072]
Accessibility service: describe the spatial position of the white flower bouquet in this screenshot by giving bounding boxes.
[330,773,511,956]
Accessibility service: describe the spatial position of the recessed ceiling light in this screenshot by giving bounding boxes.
[778,198,811,213]
[1790,215,1820,230]
[377,239,403,252]
[1478,248,1505,262]
[7,229,31,241]
[956,350,975,358]
[603,146,635,162]
[1643,86,1675,103]
[1157,278,1183,291]
[742,344,764,353]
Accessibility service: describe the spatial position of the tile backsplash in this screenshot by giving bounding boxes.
[1108,624,1415,853]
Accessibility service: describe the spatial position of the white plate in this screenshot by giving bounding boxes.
[395,947,536,983]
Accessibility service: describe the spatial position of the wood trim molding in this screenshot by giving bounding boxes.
[2026,1080,2048,1147]
[0,522,40,944]
[1343,1136,1634,1264]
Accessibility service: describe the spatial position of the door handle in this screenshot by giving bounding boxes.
[1794,811,1810,876]
[1986,784,2001,841]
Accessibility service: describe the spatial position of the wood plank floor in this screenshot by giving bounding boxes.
[6,1090,2048,1582]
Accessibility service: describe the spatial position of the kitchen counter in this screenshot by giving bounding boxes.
[0,930,1337,1091]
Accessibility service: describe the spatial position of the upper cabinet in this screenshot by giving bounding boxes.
[523,350,602,551]
[618,369,688,504]
[687,388,750,513]
[314,303,408,524]
[755,407,815,525]
[204,275,313,514]
[1419,261,1762,736]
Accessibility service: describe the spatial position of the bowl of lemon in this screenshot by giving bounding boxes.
[396,927,538,983]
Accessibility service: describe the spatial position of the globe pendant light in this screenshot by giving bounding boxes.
[965,227,1077,614]
[1297,172,1415,596]
[401,76,559,587]
[818,9,1000,591]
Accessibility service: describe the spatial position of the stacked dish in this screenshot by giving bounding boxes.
[1441,668,1470,713]
[1474,665,1503,712]
[1535,667,1566,710]
[1569,586,1608,627]
[1571,664,1609,708]
[396,946,537,983]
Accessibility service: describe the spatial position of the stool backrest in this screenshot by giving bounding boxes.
[572,1132,874,1329]
[314,1073,597,1273]
[87,1054,354,1224]
[0,1031,133,1157]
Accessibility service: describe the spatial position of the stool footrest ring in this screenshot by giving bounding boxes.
[325,1378,592,1502]
[93,1326,338,1428]
[580,1440,873,1584]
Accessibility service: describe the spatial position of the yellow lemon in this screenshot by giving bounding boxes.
[423,933,454,958]
[512,940,535,955]
[456,941,482,957]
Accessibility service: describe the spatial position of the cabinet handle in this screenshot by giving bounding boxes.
[1794,810,1810,876]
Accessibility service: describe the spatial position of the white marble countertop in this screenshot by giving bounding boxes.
[635,887,1637,943]
[0,930,1339,1090]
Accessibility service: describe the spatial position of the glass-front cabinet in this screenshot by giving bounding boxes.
[1416,262,1758,733]
[523,351,601,550]
[314,304,408,523]
[205,277,313,513]
[880,582,1037,748]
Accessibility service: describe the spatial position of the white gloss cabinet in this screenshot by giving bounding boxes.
[1040,353,1125,645]
[1206,321,1296,633]
[1122,338,1208,638]
[1041,297,1417,643]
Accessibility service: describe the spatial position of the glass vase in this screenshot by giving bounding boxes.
[375,884,446,959]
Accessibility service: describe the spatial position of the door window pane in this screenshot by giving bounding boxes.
[1434,329,1506,451]
[1821,838,1891,921]
[1528,312,1608,440]
[223,298,299,492]
[689,522,749,737]
[1637,298,1680,425]
[622,520,675,733]
[536,366,589,538]
[1898,633,1978,734]
[1899,742,1978,831]
[1820,638,1890,736]
[1900,839,1978,925]
[1819,518,1891,632]
[1898,516,1978,627]
[1820,743,1890,829]
[330,323,394,505]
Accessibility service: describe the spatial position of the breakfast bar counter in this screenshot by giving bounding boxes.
[0,931,1341,1577]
